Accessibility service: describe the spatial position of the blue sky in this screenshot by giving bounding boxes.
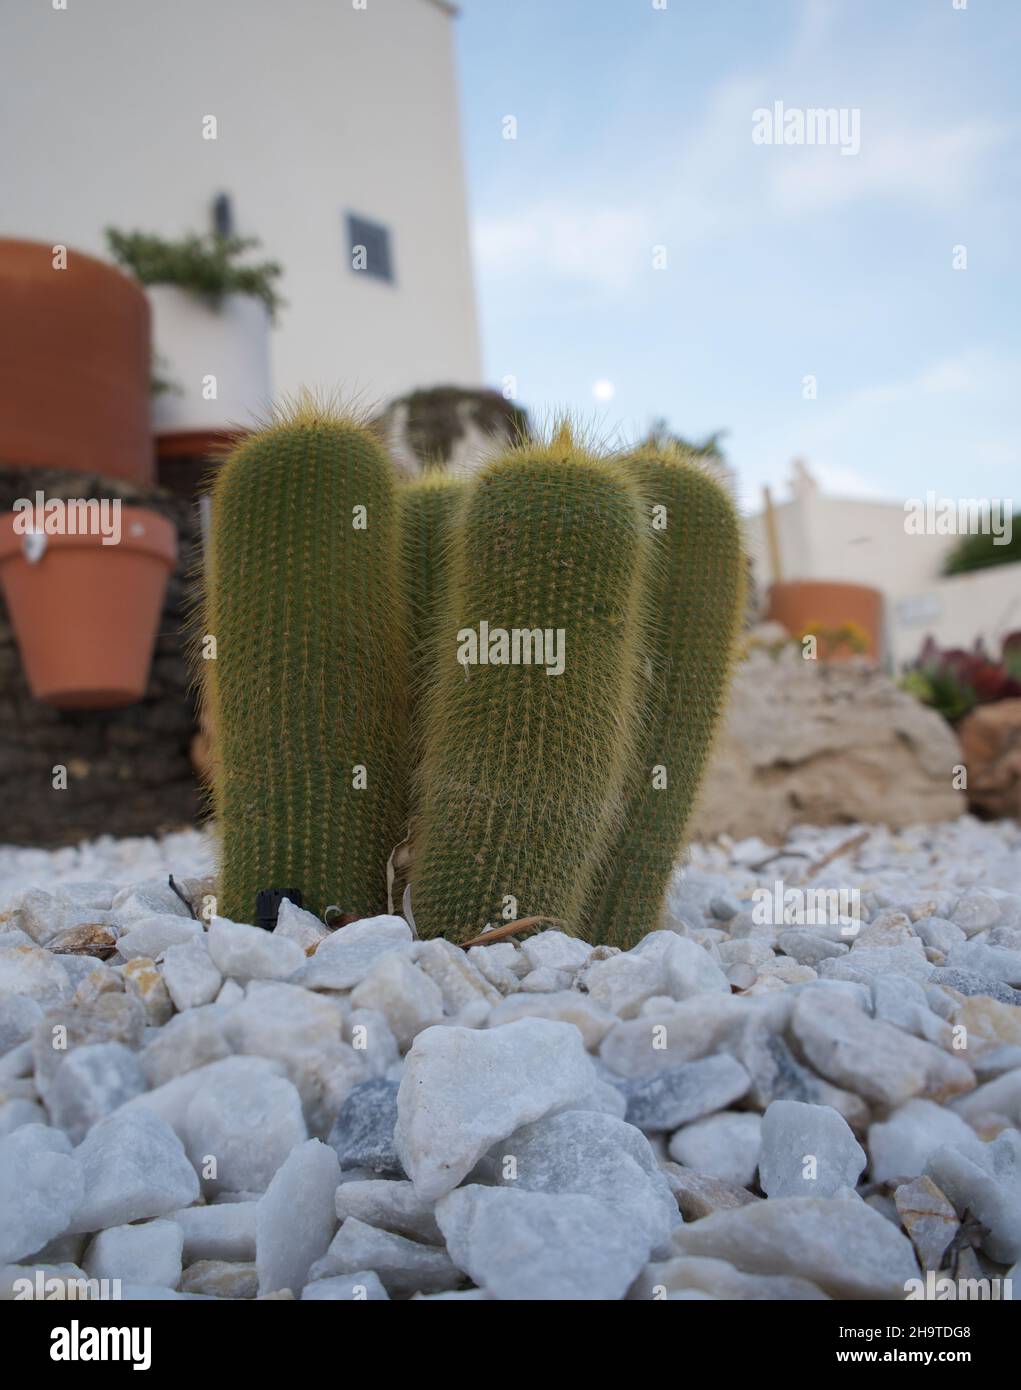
[454,0,1019,515]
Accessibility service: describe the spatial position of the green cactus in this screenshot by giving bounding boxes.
[584,445,746,947]
[409,430,650,942]
[399,473,468,742]
[202,401,407,922]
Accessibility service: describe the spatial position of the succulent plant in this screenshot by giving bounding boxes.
[201,402,407,922]
[408,430,650,942]
[202,407,748,948]
[583,445,746,946]
[901,633,1021,723]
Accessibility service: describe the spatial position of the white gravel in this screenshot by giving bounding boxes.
[1,815,1019,1301]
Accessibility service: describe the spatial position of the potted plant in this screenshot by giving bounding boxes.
[0,505,177,708]
[106,228,282,436]
[766,580,884,663]
[0,239,152,484]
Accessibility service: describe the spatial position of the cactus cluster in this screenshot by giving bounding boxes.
[200,403,746,945]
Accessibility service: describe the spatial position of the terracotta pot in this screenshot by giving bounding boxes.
[0,239,152,484]
[0,505,176,708]
[766,580,884,661]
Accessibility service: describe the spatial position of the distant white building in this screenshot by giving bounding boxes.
[1,0,482,403]
[746,461,1021,669]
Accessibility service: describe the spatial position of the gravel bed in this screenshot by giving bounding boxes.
[1,816,1019,1301]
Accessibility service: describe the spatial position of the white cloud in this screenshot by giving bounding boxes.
[470,0,1016,298]
[766,117,1012,215]
[472,202,654,292]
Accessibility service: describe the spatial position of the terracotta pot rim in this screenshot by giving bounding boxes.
[768,579,882,597]
[0,505,177,566]
[156,427,248,457]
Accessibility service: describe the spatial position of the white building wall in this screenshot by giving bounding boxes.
[0,0,482,403]
[746,494,1021,670]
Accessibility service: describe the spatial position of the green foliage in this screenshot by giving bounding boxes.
[644,419,729,461]
[106,227,284,320]
[900,632,1021,723]
[584,446,746,947]
[943,517,1021,575]
[409,430,650,942]
[202,403,407,921]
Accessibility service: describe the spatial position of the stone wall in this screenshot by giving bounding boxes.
[0,466,203,846]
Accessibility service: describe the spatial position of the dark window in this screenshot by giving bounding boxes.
[212,192,234,238]
[347,213,394,283]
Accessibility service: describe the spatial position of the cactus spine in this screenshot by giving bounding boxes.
[203,403,407,922]
[409,433,650,942]
[584,446,745,946]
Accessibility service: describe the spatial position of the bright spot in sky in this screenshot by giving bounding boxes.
[591,379,616,402]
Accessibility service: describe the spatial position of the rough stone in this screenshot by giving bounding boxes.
[947,942,1021,987]
[630,1254,829,1301]
[139,1008,231,1088]
[328,1078,402,1175]
[478,1109,678,1254]
[519,930,591,974]
[180,1056,307,1194]
[312,1216,461,1297]
[868,1098,985,1183]
[334,1178,442,1244]
[758,1100,866,1198]
[624,1055,750,1133]
[46,1041,147,1142]
[82,1219,183,1287]
[31,995,147,1098]
[925,1130,1021,1263]
[173,1200,256,1263]
[437,1185,650,1301]
[206,917,304,984]
[161,940,223,1011]
[668,1112,762,1188]
[671,1195,920,1299]
[894,1175,959,1271]
[0,946,72,1006]
[69,1107,199,1233]
[122,957,175,1025]
[487,991,615,1051]
[791,991,975,1107]
[180,1259,258,1298]
[599,996,745,1079]
[350,953,444,1049]
[688,644,965,839]
[0,1124,84,1263]
[293,915,413,991]
[256,1139,340,1295]
[395,1019,597,1200]
[272,898,330,953]
[115,915,202,961]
